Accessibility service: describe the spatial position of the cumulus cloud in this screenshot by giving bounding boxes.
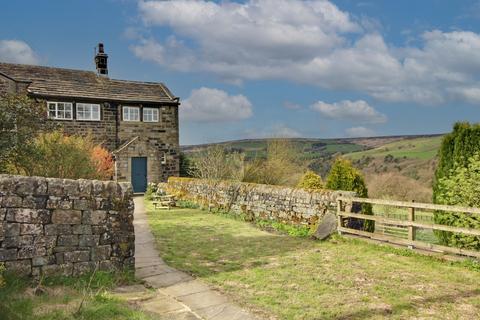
[132,0,480,106]
[181,87,253,122]
[310,99,387,123]
[0,40,39,64]
[345,126,376,137]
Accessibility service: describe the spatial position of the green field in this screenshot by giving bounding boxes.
[346,136,443,161]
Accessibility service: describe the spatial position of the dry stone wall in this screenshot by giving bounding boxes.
[167,177,355,226]
[0,174,135,278]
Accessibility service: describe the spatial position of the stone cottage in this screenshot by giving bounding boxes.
[0,43,180,192]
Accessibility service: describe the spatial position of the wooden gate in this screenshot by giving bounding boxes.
[337,197,480,259]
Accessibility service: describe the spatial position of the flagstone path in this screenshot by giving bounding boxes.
[119,196,258,320]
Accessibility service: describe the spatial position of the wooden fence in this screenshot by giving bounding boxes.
[337,197,480,259]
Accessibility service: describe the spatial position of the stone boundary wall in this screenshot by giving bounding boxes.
[166,177,355,226]
[0,174,135,278]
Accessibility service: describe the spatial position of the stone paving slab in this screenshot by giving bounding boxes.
[133,196,260,320]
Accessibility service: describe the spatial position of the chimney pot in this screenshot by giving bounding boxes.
[94,43,108,76]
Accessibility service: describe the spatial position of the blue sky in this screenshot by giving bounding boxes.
[1,0,480,145]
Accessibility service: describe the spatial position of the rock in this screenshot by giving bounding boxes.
[64,250,90,263]
[0,248,17,261]
[313,212,337,240]
[20,223,43,235]
[52,209,82,224]
[91,245,112,261]
[5,259,31,276]
[57,235,79,246]
[91,211,107,225]
[73,225,92,235]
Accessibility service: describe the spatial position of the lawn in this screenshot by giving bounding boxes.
[146,203,480,320]
[0,271,153,320]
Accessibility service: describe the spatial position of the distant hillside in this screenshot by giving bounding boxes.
[345,136,443,161]
[181,134,442,158]
[181,134,444,189]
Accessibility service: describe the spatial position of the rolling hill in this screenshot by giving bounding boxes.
[181,134,444,201]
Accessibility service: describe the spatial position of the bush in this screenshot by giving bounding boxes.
[326,158,374,232]
[433,122,480,246]
[435,153,480,249]
[242,139,304,186]
[91,146,114,180]
[7,131,111,180]
[297,170,323,190]
[190,145,244,181]
[145,183,158,200]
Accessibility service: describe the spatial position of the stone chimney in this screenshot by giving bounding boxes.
[94,43,108,76]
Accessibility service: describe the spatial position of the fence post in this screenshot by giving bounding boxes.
[408,200,415,249]
[337,198,343,235]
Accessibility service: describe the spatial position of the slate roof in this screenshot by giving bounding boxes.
[0,62,178,104]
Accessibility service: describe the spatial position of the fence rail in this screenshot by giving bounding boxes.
[337,197,480,259]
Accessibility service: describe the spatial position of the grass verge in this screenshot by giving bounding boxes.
[0,270,153,320]
[146,201,480,320]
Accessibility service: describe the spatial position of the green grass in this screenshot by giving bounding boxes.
[146,203,480,320]
[0,271,153,320]
[346,136,443,160]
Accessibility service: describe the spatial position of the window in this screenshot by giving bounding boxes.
[47,102,73,120]
[123,106,140,121]
[143,108,159,122]
[77,103,101,121]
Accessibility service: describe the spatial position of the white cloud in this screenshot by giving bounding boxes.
[345,126,376,137]
[0,40,39,64]
[133,0,480,106]
[244,123,303,139]
[181,87,253,122]
[310,99,387,123]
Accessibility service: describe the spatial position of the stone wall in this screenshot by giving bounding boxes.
[0,175,135,278]
[167,177,355,226]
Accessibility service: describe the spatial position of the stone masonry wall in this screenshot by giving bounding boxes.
[116,104,180,183]
[59,101,118,151]
[0,175,135,278]
[167,177,355,226]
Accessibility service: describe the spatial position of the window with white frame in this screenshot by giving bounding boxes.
[47,102,73,120]
[123,106,140,121]
[143,108,159,122]
[77,103,101,121]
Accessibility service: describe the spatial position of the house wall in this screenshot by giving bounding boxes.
[166,177,356,226]
[58,101,119,151]
[0,174,135,278]
[115,104,179,184]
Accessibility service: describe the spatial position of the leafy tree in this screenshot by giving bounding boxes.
[326,158,374,232]
[297,170,323,191]
[435,153,480,249]
[0,94,55,172]
[433,122,480,245]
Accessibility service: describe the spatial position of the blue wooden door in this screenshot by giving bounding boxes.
[131,157,147,193]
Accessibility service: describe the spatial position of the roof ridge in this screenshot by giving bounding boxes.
[0,61,95,75]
